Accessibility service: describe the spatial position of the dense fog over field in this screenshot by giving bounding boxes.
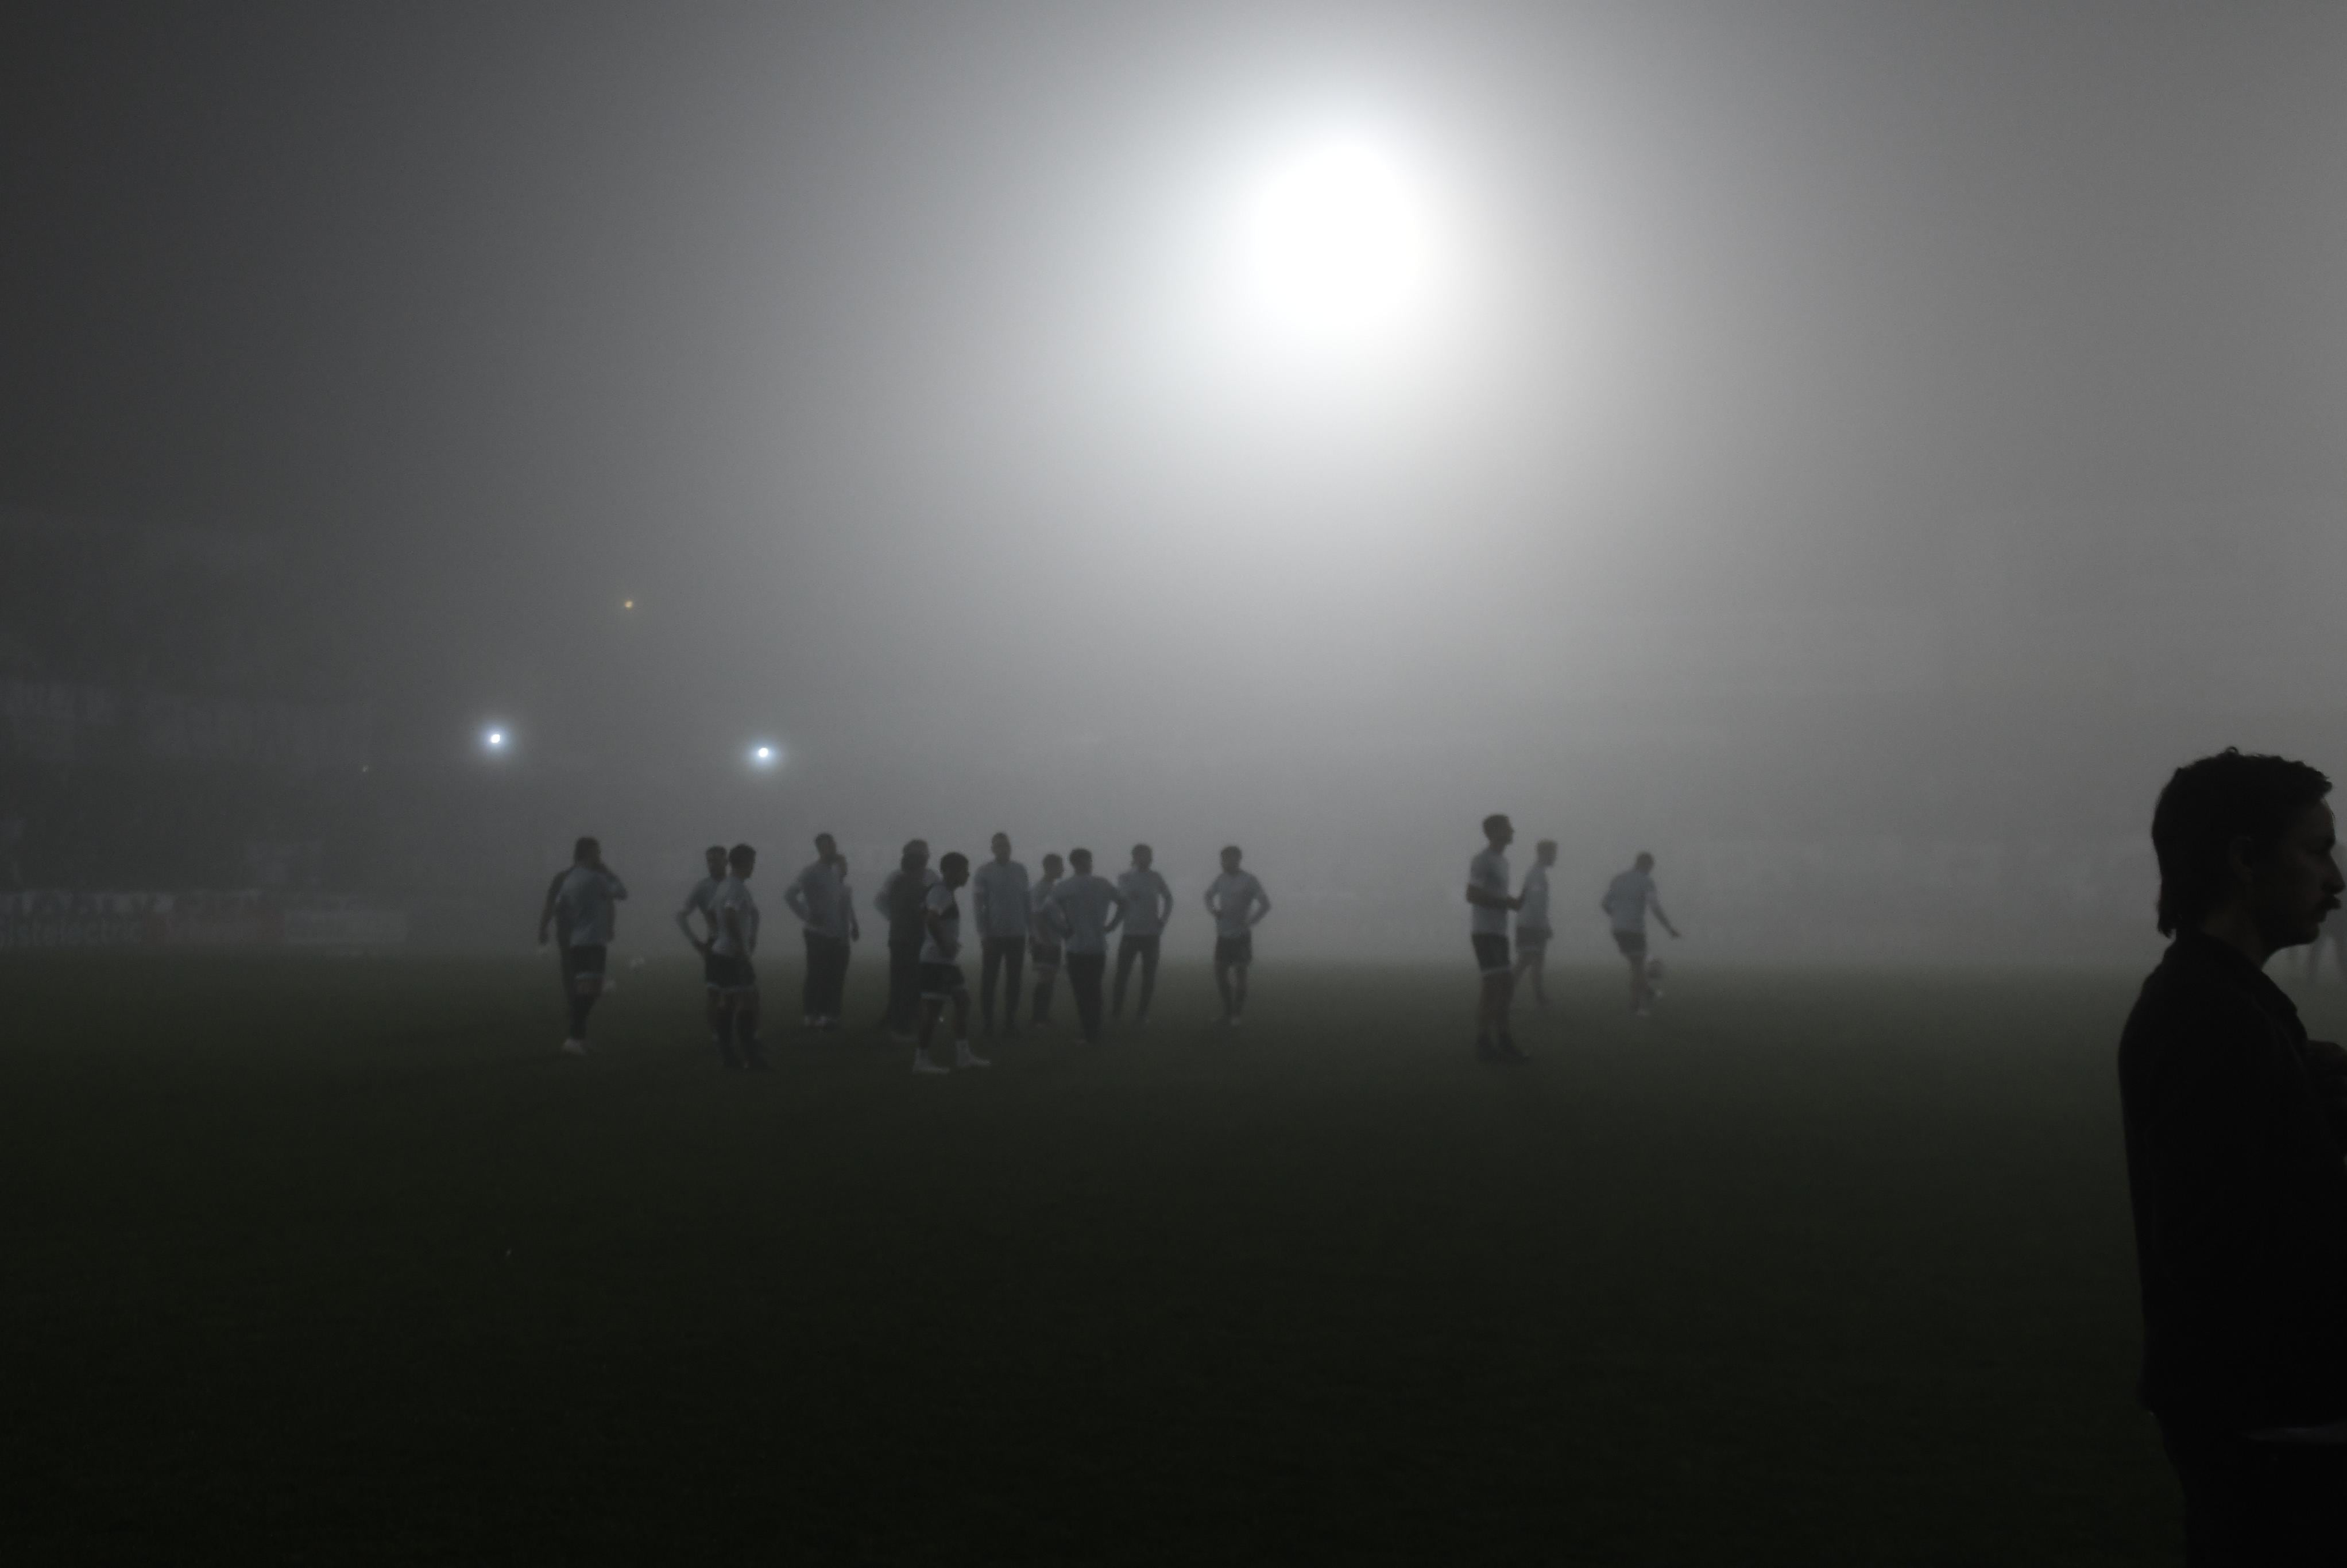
[4,2,2344,961]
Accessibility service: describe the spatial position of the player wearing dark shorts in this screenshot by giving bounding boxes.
[675,845,729,1052]
[1028,853,1067,1026]
[1602,851,1680,1016]
[1204,846,1271,1029]
[1466,815,1524,1062]
[914,852,986,1073]
[708,844,767,1069]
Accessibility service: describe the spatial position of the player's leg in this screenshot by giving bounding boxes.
[1000,936,1025,1036]
[1214,955,1235,1021]
[564,945,606,1052]
[1070,953,1105,1043]
[703,953,726,1053]
[1111,936,1138,1019]
[802,929,824,1026]
[1030,946,1058,1024]
[979,938,1004,1037]
[734,979,768,1068]
[953,979,988,1068]
[1134,934,1160,1023]
[915,990,947,1072]
[1231,959,1250,1021]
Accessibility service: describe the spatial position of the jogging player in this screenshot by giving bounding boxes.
[1112,843,1174,1026]
[1028,851,1068,1027]
[914,851,988,1074]
[709,843,767,1068]
[675,844,729,1050]
[1467,814,1524,1062]
[1513,838,1557,1006]
[540,836,629,1056]
[1601,851,1680,1016]
[783,833,854,1029]
[1047,848,1123,1044]
[1204,845,1271,1029]
[972,833,1032,1039]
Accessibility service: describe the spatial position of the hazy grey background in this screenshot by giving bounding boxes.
[4,2,2343,962]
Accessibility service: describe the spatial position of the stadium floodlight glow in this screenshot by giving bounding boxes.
[621,598,635,610]
[747,741,781,771]
[481,725,509,753]
[1235,129,1436,346]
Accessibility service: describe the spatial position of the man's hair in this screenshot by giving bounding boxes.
[1070,847,1092,868]
[728,843,756,869]
[814,833,834,850]
[1482,814,1509,840]
[992,831,1010,845]
[1537,839,1557,854]
[1222,844,1242,859]
[1042,852,1064,869]
[574,837,599,862]
[903,838,928,854]
[941,851,969,878]
[1132,843,1151,858]
[1635,851,1654,869]
[705,843,726,860]
[2152,749,2331,936]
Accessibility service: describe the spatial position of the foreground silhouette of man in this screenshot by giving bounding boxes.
[2120,749,2347,1565]
[972,832,1031,1039]
[1112,843,1173,1026]
[1204,845,1270,1028]
[539,835,628,1056]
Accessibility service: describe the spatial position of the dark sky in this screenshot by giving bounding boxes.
[6,2,2345,953]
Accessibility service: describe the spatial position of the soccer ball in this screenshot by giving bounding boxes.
[1644,956,1666,997]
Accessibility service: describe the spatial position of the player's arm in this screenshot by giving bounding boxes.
[674,898,709,951]
[873,874,894,917]
[1103,887,1126,933]
[1651,890,1681,938]
[923,897,950,946]
[782,874,813,926]
[1155,874,1174,926]
[607,874,628,900]
[972,873,992,932]
[721,901,746,953]
[1465,881,1517,911]
[1249,885,1271,926]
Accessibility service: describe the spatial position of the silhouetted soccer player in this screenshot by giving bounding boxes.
[1466,814,1524,1062]
[1602,851,1680,1016]
[707,843,768,1069]
[1512,838,1557,1006]
[539,835,628,1056]
[2119,749,2347,1562]
[1047,848,1123,1044]
[1028,851,1068,1026]
[875,840,937,1041]
[1112,843,1173,1026]
[913,851,988,1074]
[675,844,729,1051]
[1204,845,1270,1028]
[972,832,1031,1039]
[784,833,856,1030]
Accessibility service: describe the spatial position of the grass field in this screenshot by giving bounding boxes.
[11,953,2344,1566]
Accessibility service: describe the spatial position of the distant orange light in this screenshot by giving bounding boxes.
[622,599,636,610]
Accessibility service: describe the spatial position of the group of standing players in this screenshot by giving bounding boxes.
[546,833,1271,1073]
[539,816,1679,1069]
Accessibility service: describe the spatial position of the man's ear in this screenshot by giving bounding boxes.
[2223,833,2260,888]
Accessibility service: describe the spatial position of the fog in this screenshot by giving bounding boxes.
[5,2,2344,962]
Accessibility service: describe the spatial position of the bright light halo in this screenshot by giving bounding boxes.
[1237,131,1433,343]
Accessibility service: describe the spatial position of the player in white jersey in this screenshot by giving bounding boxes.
[971,832,1033,1040]
[783,833,856,1029]
[708,843,768,1068]
[1466,814,1525,1062]
[675,844,729,1052]
[1601,850,1680,1016]
[1027,852,1068,1027]
[1112,844,1174,1026]
[1203,845,1271,1029]
[1511,838,1558,1007]
[913,851,988,1073]
[539,835,629,1056]
[1046,848,1124,1044]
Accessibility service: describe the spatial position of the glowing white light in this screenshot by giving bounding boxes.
[748,742,781,769]
[484,729,506,750]
[1238,132,1434,342]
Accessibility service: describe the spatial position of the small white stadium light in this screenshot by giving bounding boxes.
[482,725,510,754]
[748,741,781,770]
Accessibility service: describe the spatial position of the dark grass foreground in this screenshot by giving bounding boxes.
[11,954,2333,1565]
